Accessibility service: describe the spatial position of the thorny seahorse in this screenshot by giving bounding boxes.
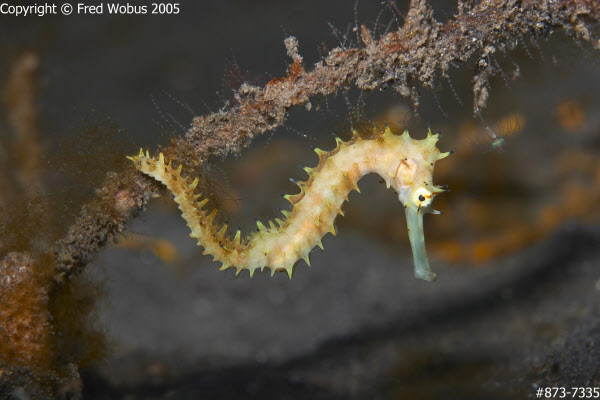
[128,126,452,281]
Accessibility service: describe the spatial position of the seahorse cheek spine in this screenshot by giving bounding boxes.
[127,126,450,281]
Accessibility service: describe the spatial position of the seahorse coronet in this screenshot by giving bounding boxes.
[128,125,451,281]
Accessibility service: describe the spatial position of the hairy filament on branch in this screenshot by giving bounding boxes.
[127,126,451,281]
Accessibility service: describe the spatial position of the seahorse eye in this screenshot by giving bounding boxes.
[412,187,432,207]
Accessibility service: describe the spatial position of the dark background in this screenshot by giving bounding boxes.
[1,1,600,398]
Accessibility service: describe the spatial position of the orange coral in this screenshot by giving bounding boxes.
[0,253,52,369]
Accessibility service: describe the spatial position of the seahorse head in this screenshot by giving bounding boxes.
[385,127,451,282]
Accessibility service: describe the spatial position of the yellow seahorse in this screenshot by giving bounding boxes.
[127,126,451,281]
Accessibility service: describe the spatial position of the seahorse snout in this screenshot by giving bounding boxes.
[405,202,437,282]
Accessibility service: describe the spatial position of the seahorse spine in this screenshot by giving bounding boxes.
[127,126,451,281]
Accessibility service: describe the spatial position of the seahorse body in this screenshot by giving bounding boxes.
[128,126,451,281]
